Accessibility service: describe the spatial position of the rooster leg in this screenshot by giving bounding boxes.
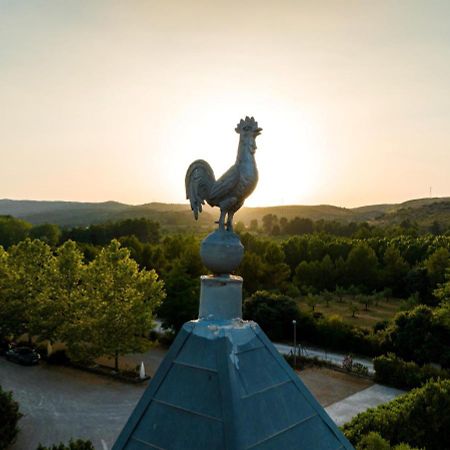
[226,212,235,232]
[216,209,226,231]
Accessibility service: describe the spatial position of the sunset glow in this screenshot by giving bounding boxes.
[1,1,449,207]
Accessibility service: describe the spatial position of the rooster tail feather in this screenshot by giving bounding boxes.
[185,159,215,220]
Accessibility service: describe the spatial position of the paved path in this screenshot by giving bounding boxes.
[325,384,405,426]
[0,358,145,450]
[274,342,375,374]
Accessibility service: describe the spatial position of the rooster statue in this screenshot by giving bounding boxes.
[185,116,262,232]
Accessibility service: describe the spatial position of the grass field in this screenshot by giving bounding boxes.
[297,295,403,329]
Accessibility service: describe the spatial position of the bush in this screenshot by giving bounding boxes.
[0,385,22,449]
[343,379,450,450]
[36,439,94,450]
[356,432,418,450]
[243,290,305,341]
[374,353,450,390]
[381,305,450,368]
[47,349,71,365]
[307,315,381,357]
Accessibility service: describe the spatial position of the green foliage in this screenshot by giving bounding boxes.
[63,218,160,245]
[156,264,199,332]
[345,243,379,291]
[36,439,95,450]
[30,223,62,247]
[434,268,450,304]
[156,236,203,331]
[243,291,302,341]
[0,215,31,249]
[374,353,450,390]
[0,238,56,340]
[64,240,164,369]
[382,246,409,296]
[308,315,380,356]
[381,304,450,367]
[425,247,450,287]
[343,379,450,450]
[0,385,22,450]
[357,432,391,450]
[0,238,164,370]
[356,432,418,450]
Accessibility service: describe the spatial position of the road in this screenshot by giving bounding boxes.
[0,358,145,450]
[274,342,375,374]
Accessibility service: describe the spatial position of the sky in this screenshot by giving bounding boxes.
[1,0,449,208]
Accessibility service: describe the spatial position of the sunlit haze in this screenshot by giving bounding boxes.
[1,0,449,207]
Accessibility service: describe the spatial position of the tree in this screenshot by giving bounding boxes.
[0,246,13,337]
[425,247,450,287]
[357,294,373,312]
[382,246,409,296]
[382,305,447,366]
[321,289,333,307]
[0,386,22,450]
[156,265,199,332]
[68,240,165,370]
[294,260,321,292]
[434,268,450,304]
[345,243,379,291]
[29,223,62,247]
[343,379,450,450]
[0,216,31,249]
[305,293,321,312]
[262,214,278,234]
[249,219,259,232]
[236,251,266,295]
[5,239,55,341]
[285,217,314,235]
[243,290,302,341]
[335,285,346,303]
[348,302,359,318]
[40,241,85,344]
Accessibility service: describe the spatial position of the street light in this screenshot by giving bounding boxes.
[292,320,297,369]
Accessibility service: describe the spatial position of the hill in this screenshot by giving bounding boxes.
[0,197,449,229]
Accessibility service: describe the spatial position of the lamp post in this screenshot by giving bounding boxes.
[292,319,297,369]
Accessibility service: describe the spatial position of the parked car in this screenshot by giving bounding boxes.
[5,347,40,365]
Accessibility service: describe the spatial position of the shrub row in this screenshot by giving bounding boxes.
[305,315,382,357]
[37,440,94,450]
[342,379,450,450]
[374,353,450,390]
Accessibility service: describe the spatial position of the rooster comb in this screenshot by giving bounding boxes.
[235,116,262,134]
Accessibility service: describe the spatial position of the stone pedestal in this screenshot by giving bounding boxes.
[199,275,242,321]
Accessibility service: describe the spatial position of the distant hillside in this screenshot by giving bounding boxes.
[0,199,213,228]
[0,197,449,229]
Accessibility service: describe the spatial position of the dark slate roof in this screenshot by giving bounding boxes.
[113,320,354,450]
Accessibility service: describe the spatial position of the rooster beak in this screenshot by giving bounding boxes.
[255,128,262,136]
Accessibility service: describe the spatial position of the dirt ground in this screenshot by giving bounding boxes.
[299,366,373,406]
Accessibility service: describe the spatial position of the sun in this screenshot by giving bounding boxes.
[158,92,325,207]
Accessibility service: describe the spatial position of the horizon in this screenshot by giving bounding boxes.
[1,194,449,211]
[1,1,450,208]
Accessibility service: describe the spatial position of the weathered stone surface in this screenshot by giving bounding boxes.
[200,230,244,274]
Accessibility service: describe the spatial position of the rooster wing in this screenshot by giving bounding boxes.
[208,165,240,204]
